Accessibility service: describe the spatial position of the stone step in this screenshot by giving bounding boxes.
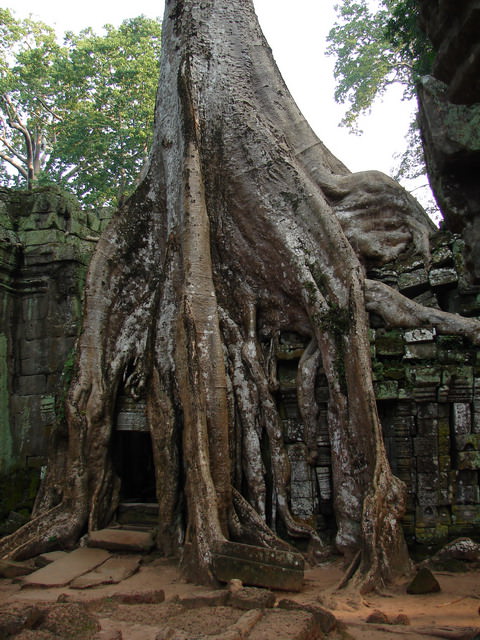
[21,548,110,588]
[117,502,159,526]
[87,527,155,553]
[70,554,141,589]
[212,540,304,592]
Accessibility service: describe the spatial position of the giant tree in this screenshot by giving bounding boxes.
[1,0,479,593]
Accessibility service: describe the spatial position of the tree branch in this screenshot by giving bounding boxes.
[0,152,28,178]
[0,135,27,164]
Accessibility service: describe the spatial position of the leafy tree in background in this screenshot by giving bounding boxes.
[326,0,433,182]
[0,10,161,208]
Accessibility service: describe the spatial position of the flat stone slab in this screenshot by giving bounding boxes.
[21,548,110,588]
[70,555,141,589]
[35,551,68,568]
[0,559,35,579]
[249,609,320,640]
[88,528,155,552]
[212,541,304,592]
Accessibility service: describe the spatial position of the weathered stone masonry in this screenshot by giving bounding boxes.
[0,188,109,520]
[279,229,480,548]
[1,187,479,549]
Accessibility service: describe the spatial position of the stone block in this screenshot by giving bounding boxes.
[438,454,452,473]
[374,380,399,399]
[416,505,439,526]
[414,525,449,545]
[444,367,474,402]
[22,296,49,321]
[16,374,47,395]
[212,540,304,592]
[457,451,480,470]
[87,528,155,552]
[417,417,438,436]
[414,436,438,457]
[248,609,320,640]
[20,355,53,376]
[70,555,141,589]
[394,436,413,458]
[315,467,332,501]
[455,433,480,451]
[405,343,438,360]
[429,267,458,289]
[431,245,454,267]
[456,483,480,504]
[452,504,480,525]
[398,269,429,296]
[392,414,416,436]
[316,446,331,466]
[452,403,472,434]
[277,600,337,633]
[472,400,480,433]
[416,456,440,475]
[21,548,110,588]
[282,419,303,443]
[112,590,165,604]
[228,586,275,610]
[375,330,405,356]
[174,590,229,608]
[404,328,436,343]
[418,403,439,419]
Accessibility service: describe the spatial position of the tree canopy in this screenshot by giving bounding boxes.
[326,0,433,132]
[0,10,161,208]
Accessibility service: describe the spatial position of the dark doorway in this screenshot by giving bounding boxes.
[112,430,156,503]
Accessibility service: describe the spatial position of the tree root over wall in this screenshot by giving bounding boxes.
[2,0,479,593]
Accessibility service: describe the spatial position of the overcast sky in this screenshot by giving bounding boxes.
[8,0,417,185]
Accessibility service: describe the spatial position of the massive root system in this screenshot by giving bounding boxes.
[1,0,479,592]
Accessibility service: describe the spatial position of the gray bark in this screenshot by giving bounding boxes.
[1,0,478,592]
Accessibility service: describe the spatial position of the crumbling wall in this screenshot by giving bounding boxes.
[0,187,108,522]
[1,187,478,550]
[279,229,480,549]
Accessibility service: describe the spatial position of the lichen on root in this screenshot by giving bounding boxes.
[2,0,480,592]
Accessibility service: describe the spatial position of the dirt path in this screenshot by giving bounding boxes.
[1,556,479,639]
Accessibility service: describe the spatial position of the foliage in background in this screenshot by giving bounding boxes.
[326,0,436,217]
[326,0,433,132]
[0,10,161,209]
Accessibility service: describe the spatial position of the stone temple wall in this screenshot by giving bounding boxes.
[1,188,479,548]
[0,187,109,519]
[278,229,480,549]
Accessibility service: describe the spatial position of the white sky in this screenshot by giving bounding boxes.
[8,0,419,188]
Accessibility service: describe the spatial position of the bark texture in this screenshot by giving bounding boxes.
[1,0,479,592]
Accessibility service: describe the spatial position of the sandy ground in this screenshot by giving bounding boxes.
[1,556,479,639]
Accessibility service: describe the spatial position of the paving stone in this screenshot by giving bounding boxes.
[0,558,35,578]
[277,599,336,633]
[35,551,68,568]
[174,590,229,608]
[88,527,155,552]
[70,555,141,589]
[21,547,110,588]
[111,589,165,604]
[248,609,321,640]
[228,586,275,610]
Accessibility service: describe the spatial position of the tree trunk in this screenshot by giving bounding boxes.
[2,0,479,592]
